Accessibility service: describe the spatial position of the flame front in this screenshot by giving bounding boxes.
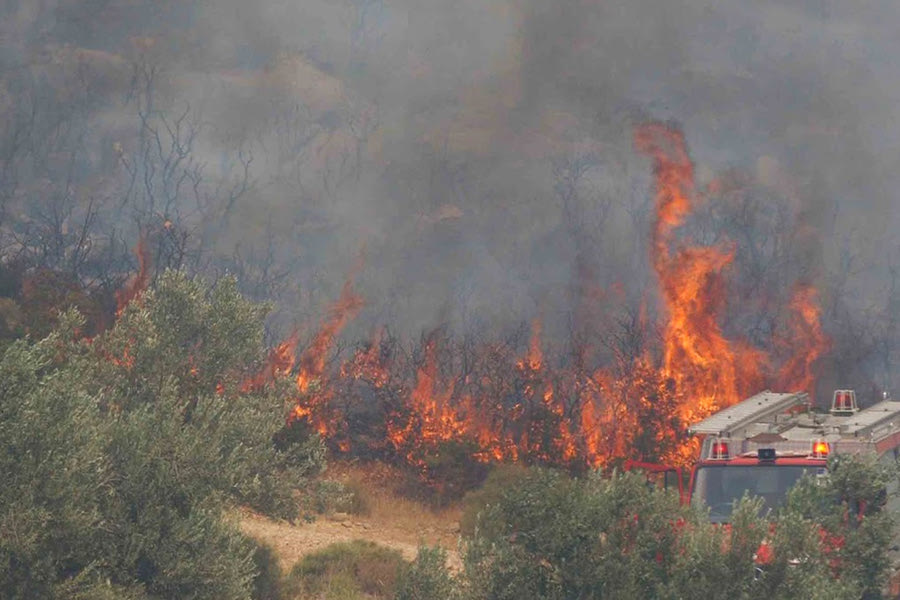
[255,122,829,473]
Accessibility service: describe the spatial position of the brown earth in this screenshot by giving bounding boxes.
[238,463,464,571]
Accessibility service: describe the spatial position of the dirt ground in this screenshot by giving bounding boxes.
[238,464,464,571]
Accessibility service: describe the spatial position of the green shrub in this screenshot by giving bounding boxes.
[397,439,490,507]
[0,273,325,599]
[395,546,457,600]
[459,462,895,600]
[250,541,283,600]
[459,464,531,536]
[286,540,405,599]
[310,478,372,516]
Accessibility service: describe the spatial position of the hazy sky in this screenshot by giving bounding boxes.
[3,0,898,357]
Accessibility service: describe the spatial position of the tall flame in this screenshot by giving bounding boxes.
[777,284,830,402]
[288,276,365,443]
[116,237,151,316]
[296,278,365,392]
[635,123,765,423]
[259,123,830,475]
[241,331,299,393]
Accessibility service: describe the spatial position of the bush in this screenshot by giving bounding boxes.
[459,465,889,600]
[395,546,457,600]
[0,272,325,599]
[398,439,490,507]
[459,464,531,536]
[250,541,283,600]
[310,478,373,516]
[286,540,405,599]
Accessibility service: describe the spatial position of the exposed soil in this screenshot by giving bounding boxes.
[238,463,463,571]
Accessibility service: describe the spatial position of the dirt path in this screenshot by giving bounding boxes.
[238,466,463,570]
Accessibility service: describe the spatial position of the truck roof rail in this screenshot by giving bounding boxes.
[688,391,808,438]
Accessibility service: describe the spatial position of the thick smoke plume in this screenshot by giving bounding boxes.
[1,0,898,402]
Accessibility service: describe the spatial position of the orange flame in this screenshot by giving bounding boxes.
[777,285,830,401]
[388,338,466,465]
[517,318,544,372]
[240,331,299,393]
[340,328,391,388]
[296,278,364,393]
[287,276,365,443]
[116,237,151,316]
[635,123,765,424]
[266,123,829,475]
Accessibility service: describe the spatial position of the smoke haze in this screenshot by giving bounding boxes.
[1,0,898,397]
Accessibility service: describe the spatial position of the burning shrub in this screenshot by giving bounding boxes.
[399,438,491,506]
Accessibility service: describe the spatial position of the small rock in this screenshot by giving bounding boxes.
[341,521,352,528]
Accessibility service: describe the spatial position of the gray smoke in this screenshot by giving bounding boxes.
[2,0,898,394]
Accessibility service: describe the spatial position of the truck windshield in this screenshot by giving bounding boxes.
[692,465,817,523]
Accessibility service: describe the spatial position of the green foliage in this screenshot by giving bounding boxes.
[250,541,283,600]
[0,329,112,599]
[460,464,531,536]
[0,271,325,599]
[460,461,897,600]
[285,540,405,599]
[779,454,898,599]
[395,546,457,600]
[85,271,269,409]
[311,478,373,516]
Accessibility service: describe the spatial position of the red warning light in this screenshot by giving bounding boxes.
[811,440,830,459]
[710,440,730,460]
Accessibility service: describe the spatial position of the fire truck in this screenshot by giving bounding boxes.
[687,389,900,523]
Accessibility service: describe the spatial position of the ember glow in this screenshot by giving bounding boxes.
[266,122,829,470]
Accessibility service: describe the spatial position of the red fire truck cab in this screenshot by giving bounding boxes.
[688,390,900,523]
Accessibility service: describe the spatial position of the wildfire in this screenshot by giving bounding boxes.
[387,338,466,467]
[296,278,365,392]
[635,123,767,424]
[777,285,830,402]
[116,237,151,316]
[286,276,364,442]
[340,329,391,388]
[517,318,544,372]
[240,332,299,393]
[253,122,830,474]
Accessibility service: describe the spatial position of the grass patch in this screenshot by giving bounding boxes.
[284,540,405,599]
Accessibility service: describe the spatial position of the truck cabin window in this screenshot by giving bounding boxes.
[692,465,815,523]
